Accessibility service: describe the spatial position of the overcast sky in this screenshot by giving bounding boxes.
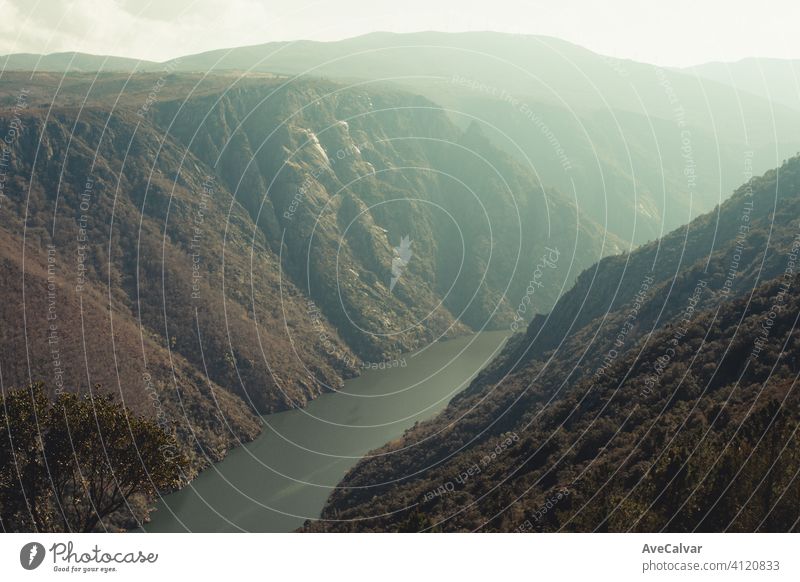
[0,0,797,67]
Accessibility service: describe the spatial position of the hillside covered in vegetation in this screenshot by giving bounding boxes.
[306,157,800,532]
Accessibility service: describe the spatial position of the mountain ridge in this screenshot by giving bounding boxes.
[5,32,799,245]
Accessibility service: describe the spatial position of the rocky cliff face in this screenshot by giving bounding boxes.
[150,77,622,358]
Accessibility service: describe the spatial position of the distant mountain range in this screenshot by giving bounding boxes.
[4,32,800,244]
[687,58,800,112]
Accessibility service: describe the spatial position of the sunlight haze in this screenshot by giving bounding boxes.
[1,0,798,66]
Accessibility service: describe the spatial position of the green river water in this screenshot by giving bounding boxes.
[143,331,508,532]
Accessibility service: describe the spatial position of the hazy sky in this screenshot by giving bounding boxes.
[0,0,797,67]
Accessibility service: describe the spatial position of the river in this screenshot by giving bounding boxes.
[142,331,509,532]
